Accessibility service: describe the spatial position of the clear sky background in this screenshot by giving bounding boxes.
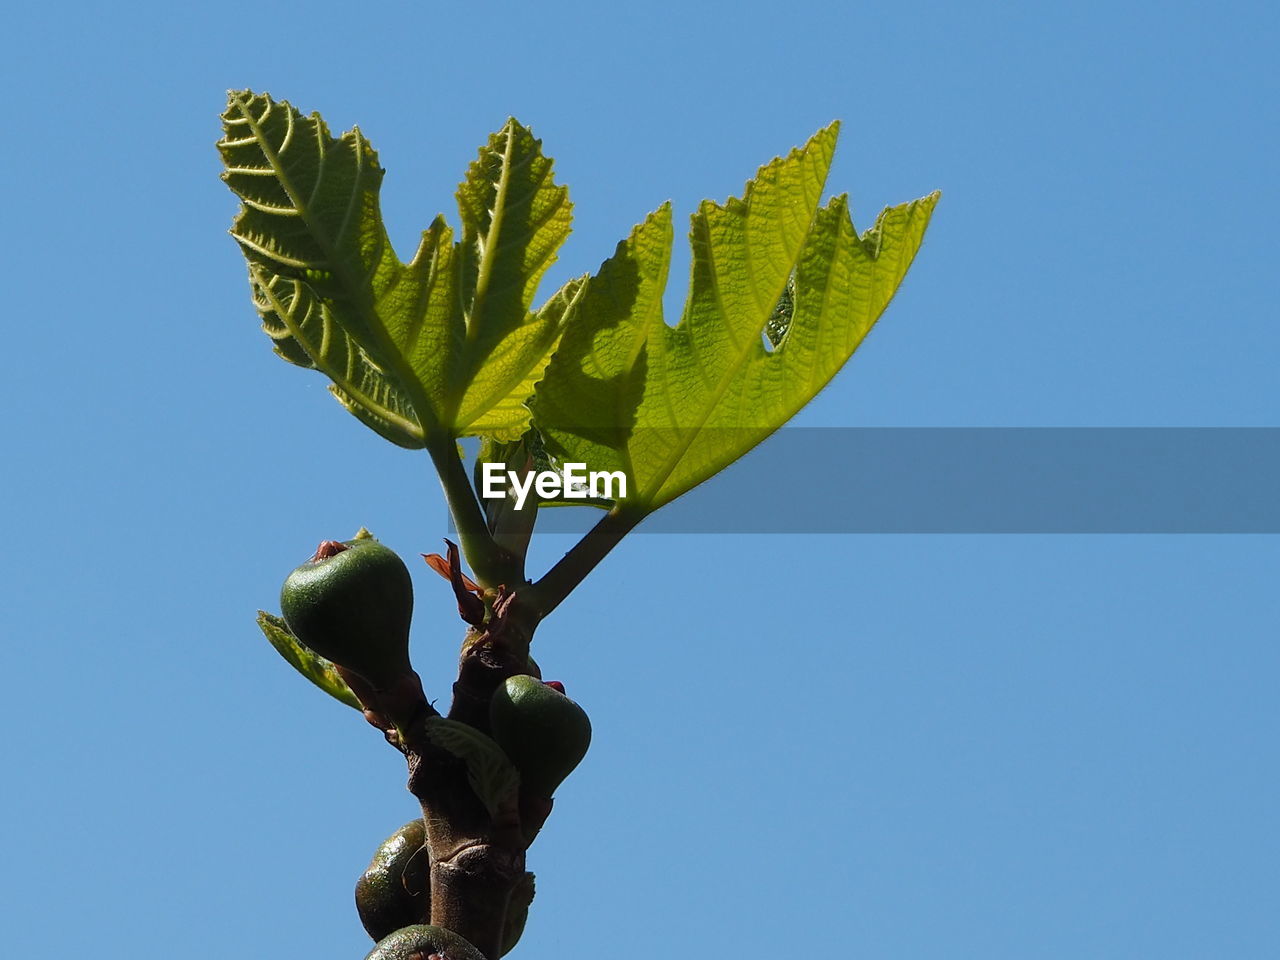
[2,1,1277,958]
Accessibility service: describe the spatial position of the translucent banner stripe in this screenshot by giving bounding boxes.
[458,429,1280,534]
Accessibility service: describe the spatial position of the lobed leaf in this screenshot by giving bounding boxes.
[532,124,939,515]
[218,91,575,442]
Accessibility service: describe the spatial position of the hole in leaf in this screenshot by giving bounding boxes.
[763,274,796,352]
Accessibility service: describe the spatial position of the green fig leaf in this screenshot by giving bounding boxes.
[421,717,521,817]
[219,90,578,443]
[531,124,939,517]
[256,611,362,710]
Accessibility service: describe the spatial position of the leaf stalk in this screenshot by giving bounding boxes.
[427,437,525,589]
[524,507,642,617]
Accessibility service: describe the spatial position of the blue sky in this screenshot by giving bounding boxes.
[2,1,1277,957]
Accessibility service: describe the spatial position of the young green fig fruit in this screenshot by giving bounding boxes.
[280,538,413,689]
[364,924,485,960]
[501,872,536,957]
[355,819,429,942]
[489,675,591,798]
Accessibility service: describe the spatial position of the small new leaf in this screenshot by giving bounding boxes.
[256,611,362,710]
[421,717,521,817]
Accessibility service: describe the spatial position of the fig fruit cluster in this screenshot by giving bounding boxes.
[277,536,592,956]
